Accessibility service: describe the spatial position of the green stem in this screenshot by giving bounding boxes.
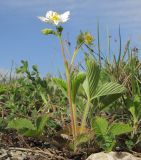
[80,100,90,133]
[58,36,68,68]
[66,68,77,139]
[70,44,82,69]
[58,35,77,140]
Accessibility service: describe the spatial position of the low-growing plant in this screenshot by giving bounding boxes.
[91,116,132,151]
[80,57,126,133]
[103,41,141,150]
[0,61,62,136]
[38,11,127,151]
[38,11,96,143]
[7,113,48,137]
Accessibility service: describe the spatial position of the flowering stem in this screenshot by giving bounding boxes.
[58,35,77,141]
[66,68,77,138]
[58,37,68,68]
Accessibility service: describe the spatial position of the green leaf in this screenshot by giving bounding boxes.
[71,73,86,102]
[125,140,134,150]
[91,82,126,101]
[16,60,28,74]
[32,65,38,72]
[74,132,93,148]
[134,94,140,103]
[36,114,48,134]
[53,78,67,97]
[83,58,100,99]
[86,58,100,98]
[0,85,6,94]
[41,28,56,35]
[7,118,36,130]
[109,123,132,136]
[82,77,89,99]
[19,129,37,137]
[129,106,137,122]
[91,117,108,136]
[101,135,116,152]
[91,117,116,151]
[99,93,123,109]
[127,94,141,123]
[40,91,48,106]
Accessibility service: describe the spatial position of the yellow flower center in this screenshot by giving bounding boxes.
[51,13,60,21]
[84,33,93,45]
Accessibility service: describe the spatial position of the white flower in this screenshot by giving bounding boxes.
[38,11,70,26]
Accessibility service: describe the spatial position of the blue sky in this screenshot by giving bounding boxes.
[0,0,141,77]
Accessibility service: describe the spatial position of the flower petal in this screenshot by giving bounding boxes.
[46,11,54,18]
[54,20,60,25]
[60,11,70,22]
[38,16,49,23]
[38,11,70,25]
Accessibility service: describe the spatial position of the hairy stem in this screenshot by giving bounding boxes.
[66,69,77,139]
[58,35,77,140]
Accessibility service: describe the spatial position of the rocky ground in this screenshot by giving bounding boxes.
[0,147,69,160]
[1,132,141,160]
[0,132,88,160]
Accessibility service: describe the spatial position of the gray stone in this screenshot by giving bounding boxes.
[9,150,27,160]
[0,149,8,159]
[86,152,141,160]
